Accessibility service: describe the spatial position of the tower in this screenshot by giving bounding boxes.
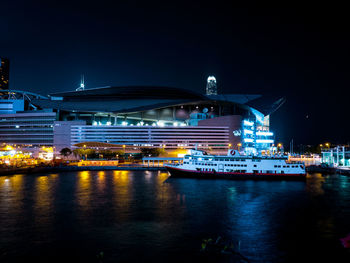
[0,57,10,90]
[206,76,217,95]
[76,75,85,91]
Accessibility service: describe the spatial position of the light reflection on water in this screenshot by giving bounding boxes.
[76,171,92,210]
[112,170,132,222]
[0,171,350,263]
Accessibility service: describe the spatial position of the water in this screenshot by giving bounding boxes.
[1,171,350,263]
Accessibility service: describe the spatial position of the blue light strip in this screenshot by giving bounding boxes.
[243,120,254,126]
[256,139,274,143]
[256,131,273,136]
[244,129,254,134]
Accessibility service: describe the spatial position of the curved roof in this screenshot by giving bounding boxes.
[0,89,48,99]
[50,86,207,100]
[31,86,282,116]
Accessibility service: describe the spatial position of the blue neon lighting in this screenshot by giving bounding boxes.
[243,120,254,126]
[256,131,273,136]
[256,139,274,143]
[244,129,254,134]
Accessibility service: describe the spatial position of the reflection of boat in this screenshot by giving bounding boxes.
[165,149,306,180]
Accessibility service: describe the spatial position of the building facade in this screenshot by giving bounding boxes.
[0,112,56,146]
[322,146,350,167]
[0,82,284,155]
[70,125,229,153]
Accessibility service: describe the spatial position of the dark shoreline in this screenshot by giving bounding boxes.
[0,166,167,176]
[306,165,350,175]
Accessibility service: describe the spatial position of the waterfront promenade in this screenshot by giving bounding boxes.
[0,165,167,176]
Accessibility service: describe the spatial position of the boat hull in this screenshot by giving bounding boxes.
[166,166,306,180]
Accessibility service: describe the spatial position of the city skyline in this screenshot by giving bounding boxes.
[1,1,349,144]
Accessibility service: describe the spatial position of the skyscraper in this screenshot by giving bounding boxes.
[206,76,217,95]
[76,75,85,91]
[0,57,9,90]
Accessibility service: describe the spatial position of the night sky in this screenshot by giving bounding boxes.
[1,1,349,146]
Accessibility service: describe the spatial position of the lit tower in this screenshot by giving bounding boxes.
[76,75,85,91]
[206,76,217,95]
[0,57,10,90]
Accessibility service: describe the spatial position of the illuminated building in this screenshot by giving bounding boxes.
[322,146,350,167]
[0,57,10,90]
[206,76,217,95]
[0,85,285,154]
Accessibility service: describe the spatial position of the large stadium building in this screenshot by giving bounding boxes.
[0,80,284,155]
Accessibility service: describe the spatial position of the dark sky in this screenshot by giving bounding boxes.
[1,1,349,146]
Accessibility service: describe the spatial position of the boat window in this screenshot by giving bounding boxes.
[254,165,257,167]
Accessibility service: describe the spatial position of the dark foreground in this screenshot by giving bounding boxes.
[1,171,350,263]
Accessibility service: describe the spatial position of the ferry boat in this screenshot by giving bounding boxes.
[165,149,306,180]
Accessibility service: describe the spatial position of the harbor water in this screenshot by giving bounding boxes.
[1,171,350,262]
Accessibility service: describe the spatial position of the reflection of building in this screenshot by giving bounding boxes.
[0,85,285,154]
[0,57,10,90]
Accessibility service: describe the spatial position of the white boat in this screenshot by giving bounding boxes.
[165,149,306,180]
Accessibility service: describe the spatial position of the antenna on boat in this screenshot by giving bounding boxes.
[195,143,198,151]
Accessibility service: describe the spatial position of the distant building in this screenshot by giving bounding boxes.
[76,75,85,91]
[0,57,10,90]
[322,146,350,167]
[206,76,217,95]
[0,86,285,153]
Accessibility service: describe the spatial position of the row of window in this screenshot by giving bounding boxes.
[274,165,299,168]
